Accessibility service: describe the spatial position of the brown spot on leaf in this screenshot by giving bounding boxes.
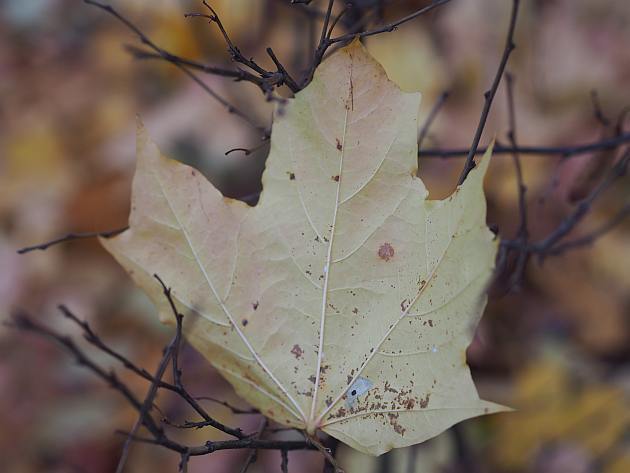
[308,375,316,384]
[378,243,395,262]
[331,175,340,182]
[290,344,303,359]
[252,301,259,310]
[388,413,406,436]
[352,307,358,315]
[419,393,430,408]
[336,138,342,151]
[241,319,248,326]
[191,170,196,176]
[288,172,295,180]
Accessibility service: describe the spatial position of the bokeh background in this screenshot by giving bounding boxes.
[1,0,629,472]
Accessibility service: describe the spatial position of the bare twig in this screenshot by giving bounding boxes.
[505,72,529,287]
[7,309,319,460]
[418,90,450,151]
[237,418,268,473]
[308,435,344,473]
[301,0,336,88]
[267,47,300,92]
[115,279,181,473]
[590,89,611,128]
[17,227,128,254]
[83,0,267,136]
[458,0,520,185]
[544,203,630,256]
[532,149,629,258]
[281,448,289,473]
[184,2,299,94]
[59,303,245,439]
[501,149,630,258]
[420,133,630,158]
[330,0,452,44]
[195,396,259,415]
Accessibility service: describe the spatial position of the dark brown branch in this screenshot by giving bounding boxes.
[184,2,299,94]
[115,277,182,473]
[544,203,630,256]
[329,0,452,44]
[267,47,300,93]
[417,90,450,151]
[532,149,629,257]
[301,0,336,87]
[501,149,630,257]
[7,305,319,463]
[237,418,268,473]
[83,0,267,136]
[281,449,289,473]
[186,2,268,76]
[505,72,529,287]
[458,0,520,185]
[124,45,263,86]
[590,89,611,128]
[419,132,630,158]
[59,303,245,439]
[17,227,128,254]
[195,396,259,415]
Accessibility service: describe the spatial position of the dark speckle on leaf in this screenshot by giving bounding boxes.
[378,243,395,261]
[290,344,303,359]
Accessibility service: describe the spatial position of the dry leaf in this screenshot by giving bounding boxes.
[102,42,505,455]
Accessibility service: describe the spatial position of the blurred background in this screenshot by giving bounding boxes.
[1,0,629,472]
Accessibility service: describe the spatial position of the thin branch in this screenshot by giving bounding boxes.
[237,418,268,473]
[417,90,450,151]
[116,274,183,473]
[83,0,267,136]
[545,203,630,256]
[308,435,344,473]
[419,132,630,158]
[179,450,191,473]
[124,45,263,85]
[458,0,520,185]
[505,72,529,287]
[329,0,452,44]
[301,0,335,87]
[590,89,611,128]
[266,47,300,92]
[7,310,321,461]
[195,396,259,415]
[59,304,245,439]
[281,449,289,473]
[186,2,268,77]
[17,227,127,254]
[532,149,629,257]
[501,149,630,257]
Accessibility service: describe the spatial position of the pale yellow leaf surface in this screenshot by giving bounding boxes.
[102,41,505,456]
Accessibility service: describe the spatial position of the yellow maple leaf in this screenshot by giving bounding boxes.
[102,41,505,455]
